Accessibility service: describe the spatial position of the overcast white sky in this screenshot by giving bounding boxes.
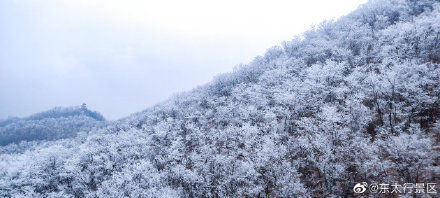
[0,0,367,120]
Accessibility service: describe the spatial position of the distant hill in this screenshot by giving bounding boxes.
[0,105,106,146]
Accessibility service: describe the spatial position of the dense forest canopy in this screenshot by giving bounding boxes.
[1,0,440,197]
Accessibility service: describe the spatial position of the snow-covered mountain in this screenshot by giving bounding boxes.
[0,105,106,146]
[1,0,440,197]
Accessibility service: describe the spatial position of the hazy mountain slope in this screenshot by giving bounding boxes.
[0,105,106,146]
[1,0,440,197]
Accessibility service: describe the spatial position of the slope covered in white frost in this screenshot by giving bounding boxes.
[0,105,106,147]
[1,0,440,197]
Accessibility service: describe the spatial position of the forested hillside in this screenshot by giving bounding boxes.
[1,0,440,197]
[0,105,106,146]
